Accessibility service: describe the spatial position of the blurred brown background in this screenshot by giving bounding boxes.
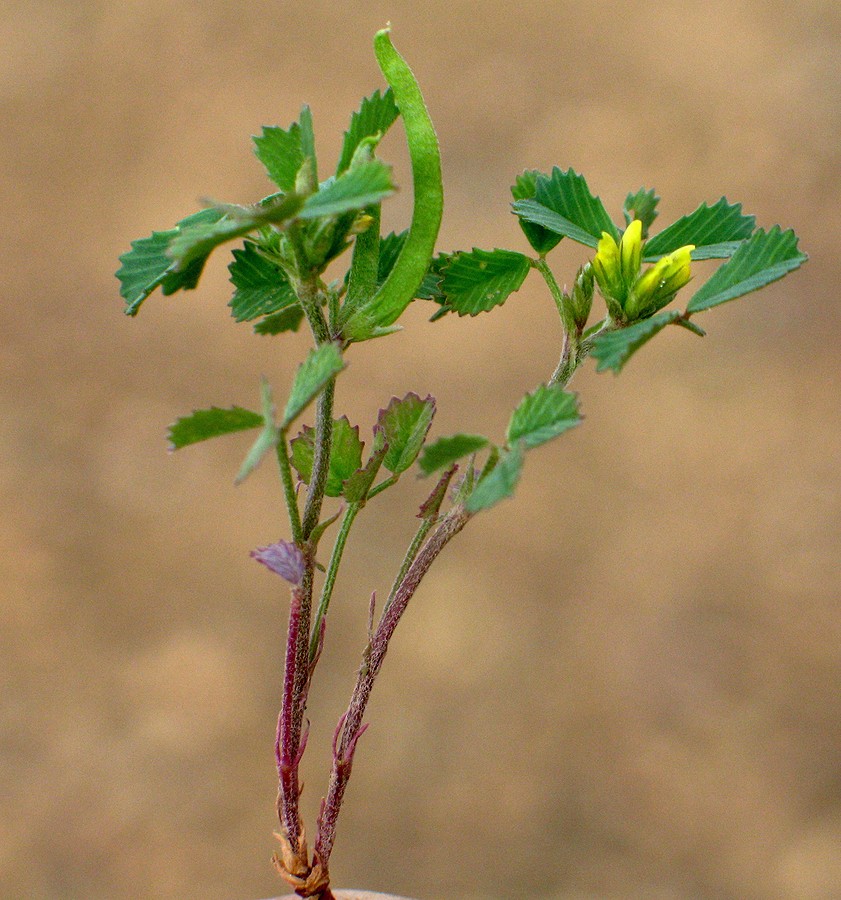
[2,1,839,898]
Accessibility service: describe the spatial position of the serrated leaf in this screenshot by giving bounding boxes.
[167,193,305,271]
[466,442,524,513]
[299,160,395,220]
[290,416,364,497]
[337,88,399,175]
[624,187,660,237]
[591,311,681,373]
[117,208,225,315]
[377,230,408,286]
[254,306,305,335]
[440,248,531,316]
[686,226,807,313]
[418,434,490,476]
[253,122,304,192]
[228,241,298,322]
[378,393,436,474]
[236,379,279,484]
[506,385,580,449]
[343,431,389,503]
[643,198,755,261]
[511,170,563,255]
[167,406,263,450]
[511,167,620,248]
[282,343,345,429]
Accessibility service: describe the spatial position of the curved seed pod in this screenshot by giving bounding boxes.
[341,27,443,341]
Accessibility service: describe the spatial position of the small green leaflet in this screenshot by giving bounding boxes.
[117,208,226,316]
[337,88,399,175]
[623,187,660,237]
[506,384,580,449]
[254,306,305,335]
[167,406,263,450]
[511,167,620,248]
[228,241,298,322]
[643,198,755,261]
[253,120,305,192]
[591,311,682,373]
[236,379,280,484]
[167,193,305,271]
[418,433,490,476]
[299,105,318,185]
[282,343,345,429]
[466,442,525,513]
[342,433,388,504]
[440,249,531,316]
[378,393,436,474]
[298,160,395,219]
[686,226,807,312]
[290,417,364,498]
[511,170,562,255]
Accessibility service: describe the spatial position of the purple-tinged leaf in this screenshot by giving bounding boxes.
[251,540,304,585]
[377,393,436,474]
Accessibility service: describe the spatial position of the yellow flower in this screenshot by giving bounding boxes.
[591,220,644,314]
[627,244,694,318]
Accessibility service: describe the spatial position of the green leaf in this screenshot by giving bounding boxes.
[506,384,580,449]
[686,226,807,313]
[282,343,345,429]
[343,430,389,503]
[253,121,304,192]
[299,105,317,185]
[511,170,562,255]
[337,88,399,175]
[236,379,279,484]
[117,208,226,315]
[167,193,305,271]
[418,433,490,476]
[254,306,305,335]
[511,167,620,248]
[466,442,524,513]
[623,187,660,237]
[377,230,408,285]
[299,159,395,219]
[643,198,755,261]
[290,416,364,498]
[228,241,298,322]
[439,248,531,316]
[591,311,681,373]
[167,406,264,450]
[378,393,436,474]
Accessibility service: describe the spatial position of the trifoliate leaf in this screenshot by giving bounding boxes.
[511,170,563,255]
[377,393,436,474]
[506,384,580,449]
[228,241,298,322]
[167,406,263,450]
[254,306,306,335]
[299,160,395,220]
[511,167,620,248]
[465,442,524,513]
[342,430,388,503]
[236,379,279,484]
[290,416,364,497]
[623,187,660,237]
[167,193,305,271]
[117,208,226,316]
[686,226,807,312]
[337,88,399,175]
[253,121,304,192]
[439,248,531,316]
[643,198,755,261]
[418,433,490,476]
[282,343,345,429]
[591,311,682,373]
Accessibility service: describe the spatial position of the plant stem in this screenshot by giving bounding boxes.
[382,516,434,616]
[313,504,471,872]
[276,432,303,545]
[309,501,362,662]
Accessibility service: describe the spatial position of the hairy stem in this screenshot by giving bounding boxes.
[314,505,471,871]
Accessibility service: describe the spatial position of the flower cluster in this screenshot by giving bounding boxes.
[590,219,694,322]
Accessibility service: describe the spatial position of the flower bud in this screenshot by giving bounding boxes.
[569,263,594,329]
[626,244,694,319]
